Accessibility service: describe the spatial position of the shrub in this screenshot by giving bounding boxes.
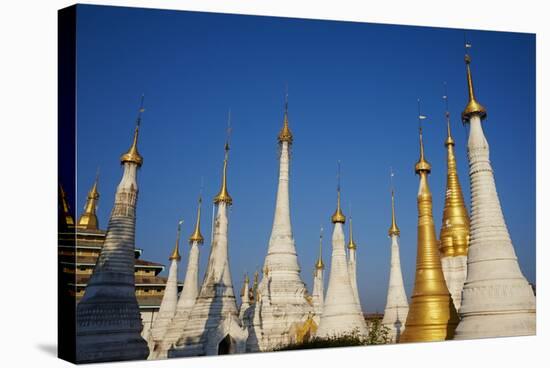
[274,324,390,351]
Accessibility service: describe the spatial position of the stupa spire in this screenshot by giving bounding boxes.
[120,95,144,167]
[455,44,535,339]
[76,96,149,362]
[169,220,183,261]
[154,195,205,359]
[77,171,100,230]
[317,163,367,338]
[249,90,312,352]
[347,214,357,250]
[214,111,232,205]
[169,120,247,358]
[400,106,459,343]
[331,161,346,224]
[148,220,183,354]
[59,184,75,230]
[189,196,204,244]
[312,226,325,321]
[316,227,325,270]
[347,212,360,305]
[462,43,487,122]
[239,273,252,320]
[388,186,400,237]
[382,177,409,343]
[278,87,293,144]
[439,87,471,310]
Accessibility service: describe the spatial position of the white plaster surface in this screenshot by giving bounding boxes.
[247,141,313,351]
[441,255,467,311]
[455,115,536,339]
[381,234,409,343]
[316,223,367,338]
[149,240,201,359]
[169,203,248,357]
[75,162,149,363]
[348,248,360,306]
[147,259,179,358]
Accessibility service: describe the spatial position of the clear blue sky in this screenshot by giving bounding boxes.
[74,4,535,312]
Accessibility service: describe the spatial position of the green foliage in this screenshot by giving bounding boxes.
[365,318,391,345]
[274,322,391,351]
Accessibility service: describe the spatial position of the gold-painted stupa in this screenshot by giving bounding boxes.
[440,107,470,258]
[400,125,459,343]
[77,176,100,230]
[59,184,75,230]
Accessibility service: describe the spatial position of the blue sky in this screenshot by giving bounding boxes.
[74,4,535,312]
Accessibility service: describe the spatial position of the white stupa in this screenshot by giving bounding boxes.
[316,175,367,338]
[239,274,252,321]
[311,228,325,324]
[454,49,536,339]
[147,221,183,357]
[381,189,409,343]
[169,135,248,357]
[76,99,149,363]
[347,217,360,305]
[152,197,204,359]
[247,98,313,351]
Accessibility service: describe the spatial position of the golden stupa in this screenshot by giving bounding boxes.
[440,105,470,258]
[59,184,75,229]
[77,175,100,230]
[400,124,459,343]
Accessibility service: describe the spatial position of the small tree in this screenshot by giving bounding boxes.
[365,319,391,345]
[274,325,391,351]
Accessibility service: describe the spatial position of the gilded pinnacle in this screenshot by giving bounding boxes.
[59,184,75,228]
[278,93,293,143]
[316,229,325,270]
[462,53,487,122]
[189,196,205,244]
[120,97,144,166]
[348,216,357,249]
[331,189,346,223]
[77,176,100,230]
[214,140,233,205]
[415,127,432,174]
[169,220,183,261]
[388,190,400,237]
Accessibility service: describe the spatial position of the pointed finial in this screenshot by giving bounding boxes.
[120,95,144,166]
[169,219,184,261]
[214,115,233,205]
[443,83,455,146]
[225,109,232,154]
[59,184,75,228]
[241,272,250,298]
[77,172,101,230]
[461,41,487,122]
[388,169,400,236]
[348,206,357,249]
[189,195,205,244]
[316,226,325,270]
[415,99,431,174]
[331,161,346,223]
[252,269,260,302]
[278,85,293,144]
